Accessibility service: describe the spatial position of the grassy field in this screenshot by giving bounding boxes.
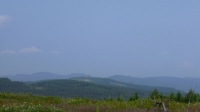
[0,92,200,112]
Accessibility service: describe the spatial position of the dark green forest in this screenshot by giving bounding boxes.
[0,78,199,102]
[0,78,149,100]
[1,78,200,111]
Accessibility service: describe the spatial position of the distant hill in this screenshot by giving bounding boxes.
[109,75,200,93]
[0,78,151,100]
[71,77,184,95]
[3,72,86,81]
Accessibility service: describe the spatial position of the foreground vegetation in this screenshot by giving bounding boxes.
[1,78,200,111]
[0,92,200,112]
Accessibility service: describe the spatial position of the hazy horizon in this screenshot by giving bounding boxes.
[2,71,200,79]
[1,1,200,78]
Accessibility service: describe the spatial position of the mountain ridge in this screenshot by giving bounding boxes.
[0,77,151,100]
[70,76,184,95]
[109,75,200,93]
[3,72,87,81]
[2,72,198,93]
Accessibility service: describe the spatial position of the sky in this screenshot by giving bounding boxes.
[0,1,200,77]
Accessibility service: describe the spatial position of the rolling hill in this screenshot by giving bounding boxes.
[1,72,185,98]
[3,72,86,81]
[70,76,184,95]
[109,75,200,93]
[0,78,151,100]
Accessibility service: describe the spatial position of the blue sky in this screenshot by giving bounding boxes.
[0,1,200,77]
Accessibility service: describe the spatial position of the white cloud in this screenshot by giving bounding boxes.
[1,46,42,55]
[182,62,193,68]
[18,46,42,54]
[0,15,11,27]
[0,49,15,54]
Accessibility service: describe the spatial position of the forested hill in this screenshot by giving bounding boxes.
[4,72,86,81]
[70,77,182,95]
[109,75,200,93]
[0,78,151,100]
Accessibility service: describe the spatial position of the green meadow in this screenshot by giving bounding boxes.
[0,92,200,112]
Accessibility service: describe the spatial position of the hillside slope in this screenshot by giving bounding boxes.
[0,78,150,100]
[4,72,86,81]
[109,75,200,93]
[71,77,183,95]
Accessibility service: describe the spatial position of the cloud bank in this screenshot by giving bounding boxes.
[0,15,11,27]
[0,46,42,54]
[18,46,42,54]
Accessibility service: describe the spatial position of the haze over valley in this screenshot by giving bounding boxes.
[2,72,200,94]
[1,1,200,111]
[1,1,200,78]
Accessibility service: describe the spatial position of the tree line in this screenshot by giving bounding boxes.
[128,89,200,104]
